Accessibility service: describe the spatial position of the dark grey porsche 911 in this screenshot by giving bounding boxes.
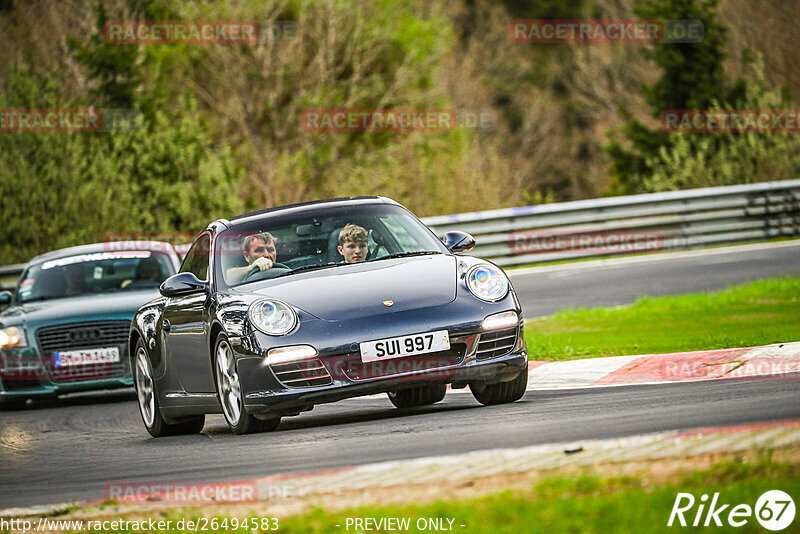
[130,196,528,436]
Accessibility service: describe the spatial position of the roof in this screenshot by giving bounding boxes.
[29,241,177,265]
[226,196,394,226]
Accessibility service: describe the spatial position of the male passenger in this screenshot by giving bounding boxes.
[338,224,369,263]
[226,232,278,283]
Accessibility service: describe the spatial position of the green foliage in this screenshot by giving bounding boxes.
[67,3,141,108]
[500,0,585,19]
[635,0,735,113]
[605,0,787,195]
[0,68,243,263]
[525,275,800,360]
[642,58,800,191]
[1,0,798,264]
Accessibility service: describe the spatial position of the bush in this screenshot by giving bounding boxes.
[0,68,243,263]
[642,57,800,192]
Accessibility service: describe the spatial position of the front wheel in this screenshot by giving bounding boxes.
[134,340,205,437]
[214,334,280,434]
[388,383,447,409]
[470,364,528,406]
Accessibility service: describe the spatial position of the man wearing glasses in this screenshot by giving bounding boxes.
[226,232,278,283]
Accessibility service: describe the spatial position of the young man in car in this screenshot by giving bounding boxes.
[226,232,278,283]
[338,224,369,263]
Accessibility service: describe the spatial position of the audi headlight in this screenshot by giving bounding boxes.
[248,299,297,336]
[0,326,27,349]
[466,264,509,302]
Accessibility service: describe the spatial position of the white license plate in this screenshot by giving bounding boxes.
[53,347,120,367]
[360,330,450,362]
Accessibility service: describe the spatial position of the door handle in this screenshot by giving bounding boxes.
[162,319,171,333]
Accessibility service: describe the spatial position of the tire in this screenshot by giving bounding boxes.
[214,333,280,435]
[387,383,447,409]
[134,340,205,437]
[470,364,528,406]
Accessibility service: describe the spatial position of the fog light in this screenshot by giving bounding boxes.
[482,311,518,331]
[266,345,317,365]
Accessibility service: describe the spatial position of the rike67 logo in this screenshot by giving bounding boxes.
[668,490,795,531]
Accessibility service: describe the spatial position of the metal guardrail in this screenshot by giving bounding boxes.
[422,180,800,267]
[0,263,26,291]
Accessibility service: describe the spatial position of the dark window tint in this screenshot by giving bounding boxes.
[180,234,211,281]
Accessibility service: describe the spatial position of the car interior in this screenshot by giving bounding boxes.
[222,218,393,284]
[22,256,171,300]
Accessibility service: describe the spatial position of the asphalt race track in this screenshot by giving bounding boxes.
[1,241,799,509]
[1,377,799,509]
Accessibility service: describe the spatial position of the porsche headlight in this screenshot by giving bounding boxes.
[248,299,297,336]
[0,326,27,349]
[466,264,509,302]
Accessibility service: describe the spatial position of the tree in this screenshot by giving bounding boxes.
[605,0,744,194]
[0,0,245,263]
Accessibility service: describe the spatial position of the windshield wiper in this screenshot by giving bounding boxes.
[245,253,442,283]
[19,296,56,304]
[372,251,442,261]
[272,262,343,278]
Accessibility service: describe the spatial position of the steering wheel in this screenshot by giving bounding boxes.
[243,263,292,282]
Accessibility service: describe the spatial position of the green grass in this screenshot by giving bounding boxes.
[96,453,798,533]
[524,276,800,360]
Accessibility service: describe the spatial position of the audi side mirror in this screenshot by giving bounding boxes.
[0,291,12,305]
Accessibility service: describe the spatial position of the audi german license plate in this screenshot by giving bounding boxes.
[53,347,120,367]
[360,330,449,362]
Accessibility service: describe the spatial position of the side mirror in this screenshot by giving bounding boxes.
[0,291,12,305]
[443,231,476,255]
[160,273,208,297]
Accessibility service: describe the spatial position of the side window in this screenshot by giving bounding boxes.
[179,234,211,281]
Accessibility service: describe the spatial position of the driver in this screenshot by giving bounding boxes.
[120,257,162,289]
[226,232,278,283]
[63,264,86,296]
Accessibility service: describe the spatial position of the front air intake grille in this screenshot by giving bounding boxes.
[476,327,518,360]
[36,320,131,382]
[271,358,333,388]
[341,344,467,381]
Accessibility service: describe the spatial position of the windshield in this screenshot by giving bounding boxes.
[215,203,447,288]
[17,251,175,303]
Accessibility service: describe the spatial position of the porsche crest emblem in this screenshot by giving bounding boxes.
[382,300,394,307]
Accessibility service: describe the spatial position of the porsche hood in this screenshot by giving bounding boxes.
[248,255,458,321]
